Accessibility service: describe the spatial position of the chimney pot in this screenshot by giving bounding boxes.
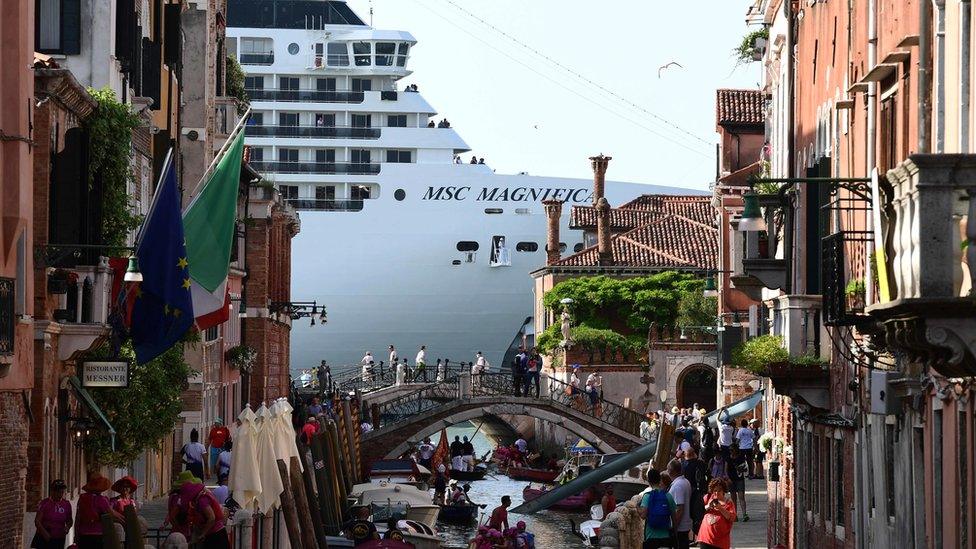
[542,199,563,266]
[596,197,613,266]
[589,154,612,203]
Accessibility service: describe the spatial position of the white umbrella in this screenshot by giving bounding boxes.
[270,398,302,472]
[254,403,284,513]
[229,405,262,510]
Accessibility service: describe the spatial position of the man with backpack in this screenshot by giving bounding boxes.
[639,468,677,548]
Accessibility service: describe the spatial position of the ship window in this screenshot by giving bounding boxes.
[394,189,406,201]
[516,242,539,252]
[396,43,410,66]
[327,43,349,66]
[484,208,503,214]
[385,150,411,163]
[352,78,372,92]
[515,208,531,215]
[375,42,396,66]
[451,260,462,266]
[315,186,335,200]
[351,149,371,164]
[279,76,300,91]
[316,77,337,91]
[278,185,298,200]
[315,149,336,163]
[387,115,407,127]
[287,42,300,55]
[351,114,372,128]
[239,37,273,64]
[574,243,585,253]
[244,76,264,90]
[250,112,264,125]
[351,185,371,200]
[314,113,336,127]
[249,148,264,161]
[278,148,298,162]
[559,242,567,252]
[278,112,298,127]
[353,42,371,66]
[456,241,479,252]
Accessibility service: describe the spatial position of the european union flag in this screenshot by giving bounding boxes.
[130,152,194,364]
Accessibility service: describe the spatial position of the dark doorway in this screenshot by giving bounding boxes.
[677,365,717,410]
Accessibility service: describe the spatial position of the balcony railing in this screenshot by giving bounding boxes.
[868,154,976,376]
[284,198,365,212]
[244,125,380,139]
[239,53,274,65]
[820,179,876,326]
[245,88,364,103]
[248,161,380,175]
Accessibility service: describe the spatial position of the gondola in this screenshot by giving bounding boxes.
[506,466,559,483]
[437,502,480,523]
[449,464,488,481]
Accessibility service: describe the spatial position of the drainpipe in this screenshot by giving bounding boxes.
[784,0,796,294]
[865,0,878,308]
[919,0,933,153]
[962,0,972,150]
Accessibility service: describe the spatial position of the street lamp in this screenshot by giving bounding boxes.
[702,275,719,298]
[737,190,767,232]
[123,255,143,282]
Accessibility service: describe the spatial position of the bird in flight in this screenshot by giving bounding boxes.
[658,61,684,78]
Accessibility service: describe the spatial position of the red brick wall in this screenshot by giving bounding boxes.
[0,392,29,546]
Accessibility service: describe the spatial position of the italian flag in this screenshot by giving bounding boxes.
[183,131,246,330]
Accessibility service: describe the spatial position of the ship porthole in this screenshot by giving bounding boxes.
[394,189,406,201]
[288,43,300,55]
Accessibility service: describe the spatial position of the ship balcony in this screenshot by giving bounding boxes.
[284,198,365,212]
[239,53,274,65]
[248,161,380,175]
[244,125,381,140]
[867,154,976,377]
[245,87,365,104]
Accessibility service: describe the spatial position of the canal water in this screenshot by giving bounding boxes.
[438,423,585,548]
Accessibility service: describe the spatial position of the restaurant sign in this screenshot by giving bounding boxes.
[81,360,131,388]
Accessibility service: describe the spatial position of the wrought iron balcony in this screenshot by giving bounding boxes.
[245,88,364,104]
[821,179,876,327]
[284,198,365,212]
[867,154,976,376]
[248,161,380,175]
[244,125,381,139]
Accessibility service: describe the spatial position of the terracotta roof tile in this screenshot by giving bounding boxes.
[716,89,765,126]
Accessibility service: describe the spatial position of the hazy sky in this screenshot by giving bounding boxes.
[345,0,761,191]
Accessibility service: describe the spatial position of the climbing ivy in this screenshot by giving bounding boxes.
[84,340,194,467]
[225,55,250,115]
[85,87,142,250]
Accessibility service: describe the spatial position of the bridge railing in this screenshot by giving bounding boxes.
[337,360,469,394]
[470,373,642,436]
[367,376,461,428]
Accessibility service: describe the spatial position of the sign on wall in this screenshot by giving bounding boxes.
[80,360,130,388]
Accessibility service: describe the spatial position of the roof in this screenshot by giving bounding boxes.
[552,195,717,271]
[716,89,765,126]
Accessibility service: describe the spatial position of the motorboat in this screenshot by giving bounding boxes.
[374,519,441,549]
[506,466,559,483]
[558,451,648,503]
[569,505,604,547]
[368,459,430,484]
[356,484,441,528]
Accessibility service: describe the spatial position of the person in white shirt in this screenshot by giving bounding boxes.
[415,346,428,381]
[692,403,702,421]
[667,459,694,542]
[735,418,757,478]
[395,359,406,385]
[585,371,603,413]
[389,345,398,367]
[417,437,435,468]
[361,352,374,381]
[718,420,736,458]
[473,352,487,385]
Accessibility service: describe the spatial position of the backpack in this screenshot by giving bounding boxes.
[643,490,671,530]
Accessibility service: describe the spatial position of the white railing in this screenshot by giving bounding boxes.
[61,260,113,324]
[768,294,822,357]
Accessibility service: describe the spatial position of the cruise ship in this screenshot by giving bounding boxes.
[226,0,702,372]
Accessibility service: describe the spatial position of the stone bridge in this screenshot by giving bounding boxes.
[359,373,646,465]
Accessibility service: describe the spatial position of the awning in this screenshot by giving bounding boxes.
[68,375,116,451]
[568,439,596,454]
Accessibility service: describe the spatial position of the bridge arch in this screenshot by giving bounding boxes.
[382,403,618,459]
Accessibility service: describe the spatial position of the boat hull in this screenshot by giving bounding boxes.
[506,467,558,483]
[450,468,487,481]
[522,485,592,511]
[438,504,480,523]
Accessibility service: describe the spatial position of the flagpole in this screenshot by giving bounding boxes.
[134,147,175,248]
[185,106,252,206]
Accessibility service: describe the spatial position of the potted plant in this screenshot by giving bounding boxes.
[47,269,71,295]
[731,335,789,375]
[845,278,866,313]
[225,345,257,372]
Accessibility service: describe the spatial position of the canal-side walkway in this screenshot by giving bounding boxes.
[732,477,769,548]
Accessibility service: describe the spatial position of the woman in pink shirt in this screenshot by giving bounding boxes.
[31,479,72,549]
[182,481,230,548]
[111,476,138,514]
[75,473,125,549]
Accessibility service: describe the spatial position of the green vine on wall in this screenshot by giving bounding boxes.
[84,339,194,467]
[85,87,142,250]
[225,56,250,115]
[734,27,769,65]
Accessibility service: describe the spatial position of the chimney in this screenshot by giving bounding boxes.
[596,197,613,266]
[589,154,612,203]
[542,199,563,265]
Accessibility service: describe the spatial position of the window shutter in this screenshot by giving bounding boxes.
[62,0,82,54]
[164,4,181,67]
[141,37,162,110]
[114,0,134,69]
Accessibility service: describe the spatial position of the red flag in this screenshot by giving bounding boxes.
[430,428,450,479]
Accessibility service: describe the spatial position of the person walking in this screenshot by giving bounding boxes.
[110,476,138,514]
[361,352,374,381]
[75,473,124,549]
[585,371,604,415]
[525,349,541,398]
[750,419,765,479]
[206,419,231,479]
[389,345,398,369]
[718,420,735,459]
[415,345,428,381]
[638,468,676,549]
[708,450,731,486]
[695,479,736,549]
[487,496,511,531]
[727,447,749,522]
[32,479,72,549]
[473,351,487,385]
[701,421,717,463]
[640,412,658,440]
[435,358,445,382]
[512,348,526,396]
[182,429,208,480]
[667,459,694,549]
[217,441,233,480]
[183,480,231,548]
[682,448,709,535]
[396,358,406,385]
[735,419,756,478]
